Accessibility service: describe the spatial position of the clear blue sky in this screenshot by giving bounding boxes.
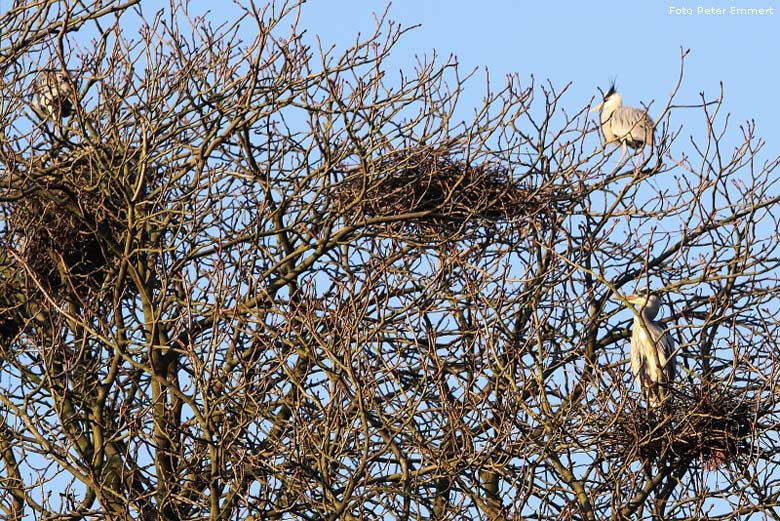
[281,0,778,156]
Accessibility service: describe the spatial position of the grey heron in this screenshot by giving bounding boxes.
[616,291,676,407]
[33,70,75,120]
[592,84,654,163]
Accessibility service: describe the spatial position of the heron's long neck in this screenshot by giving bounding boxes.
[635,307,658,326]
[600,94,623,122]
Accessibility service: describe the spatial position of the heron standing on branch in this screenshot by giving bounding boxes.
[615,291,676,407]
[592,84,655,163]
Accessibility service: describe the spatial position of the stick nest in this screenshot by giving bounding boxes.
[333,149,577,238]
[4,146,138,295]
[598,383,766,470]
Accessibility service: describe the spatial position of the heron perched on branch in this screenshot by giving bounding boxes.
[32,70,75,120]
[592,84,654,163]
[615,291,676,407]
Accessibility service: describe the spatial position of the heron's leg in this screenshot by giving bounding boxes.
[633,144,652,169]
[616,142,627,164]
[644,383,657,408]
[657,380,672,408]
[633,148,644,169]
[639,369,658,408]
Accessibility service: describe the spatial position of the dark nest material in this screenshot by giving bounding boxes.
[0,271,24,343]
[599,383,768,470]
[333,149,578,238]
[6,146,136,294]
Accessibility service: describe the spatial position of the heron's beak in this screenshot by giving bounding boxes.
[613,293,638,304]
[590,102,603,112]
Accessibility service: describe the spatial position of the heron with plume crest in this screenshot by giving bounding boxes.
[592,83,655,163]
[614,290,676,407]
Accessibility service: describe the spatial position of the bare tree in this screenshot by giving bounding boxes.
[2,1,779,520]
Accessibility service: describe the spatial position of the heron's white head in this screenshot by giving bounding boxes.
[623,292,662,319]
[591,83,622,113]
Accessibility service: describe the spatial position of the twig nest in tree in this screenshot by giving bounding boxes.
[598,382,766,470]
[333,147,576,239]
[6,145,140,293]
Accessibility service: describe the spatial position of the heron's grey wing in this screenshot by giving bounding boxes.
[33,71,74,119]
[650,327,676,383]
[660,331,676,382]
[612,107,653,147]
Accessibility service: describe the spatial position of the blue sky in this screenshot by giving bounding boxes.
[284,0,778,155]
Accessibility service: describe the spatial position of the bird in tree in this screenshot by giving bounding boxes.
[33,70,75,121]
[592,83,655,163]
[616,291,676,407]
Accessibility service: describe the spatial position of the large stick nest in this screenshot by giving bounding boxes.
[597,382,769,470]
[4,145,138,294]
[333,149,578,238]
